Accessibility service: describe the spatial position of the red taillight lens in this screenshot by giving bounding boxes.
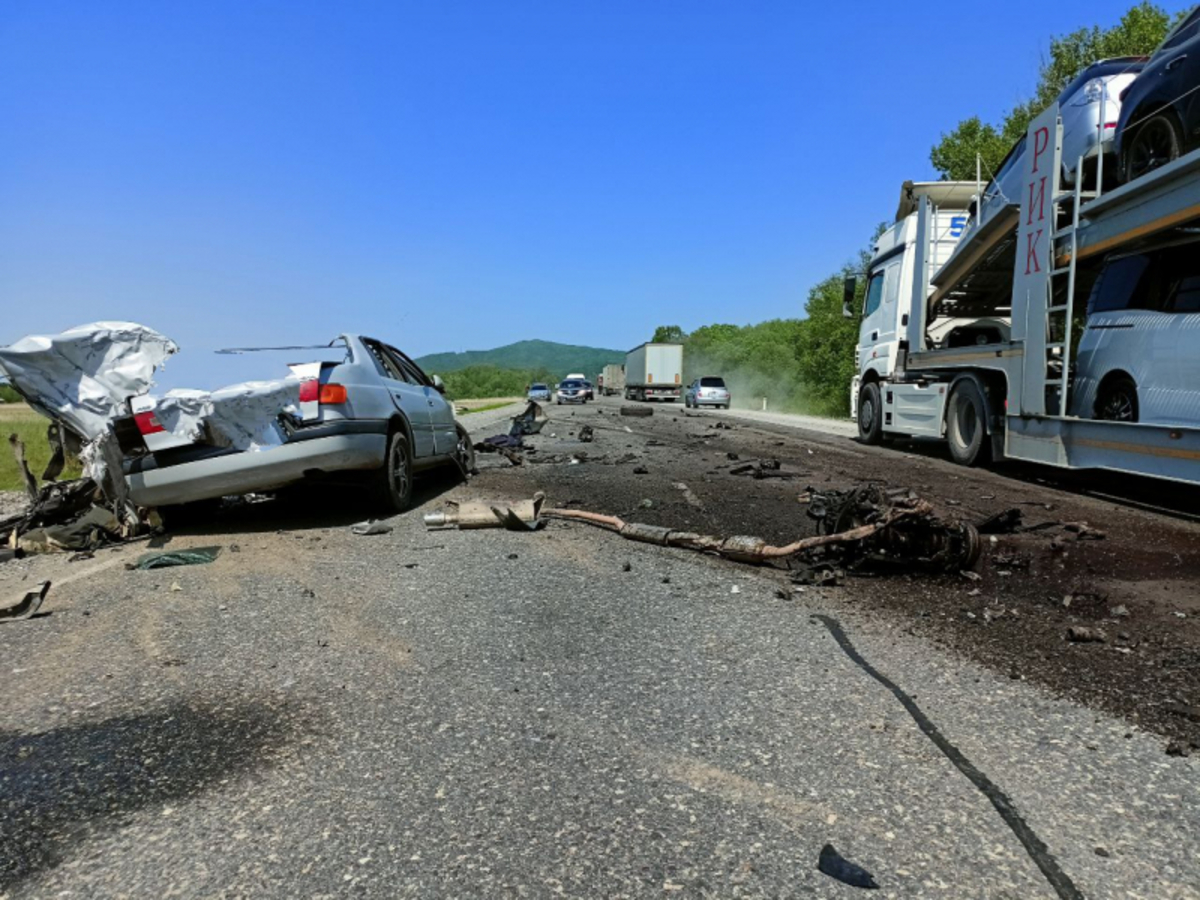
[319,383,347,404]
[134,411,165,435]
[299,380,319,402]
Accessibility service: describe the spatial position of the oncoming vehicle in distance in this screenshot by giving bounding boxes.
[556,379,588,404]
[685,376,730,409]
[527,383,552,402]
[118,334,474,513]
[583,381,595,401]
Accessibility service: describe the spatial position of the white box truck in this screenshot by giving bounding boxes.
[601,363,625,396]
[624,343,683,402]
[848,103,1200,485]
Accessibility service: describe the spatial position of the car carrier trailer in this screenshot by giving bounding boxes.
[850,102,1200,485]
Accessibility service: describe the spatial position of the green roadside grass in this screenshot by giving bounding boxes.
[0,405,81,492]
[458,400,518,415]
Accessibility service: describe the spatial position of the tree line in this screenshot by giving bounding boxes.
[656,2,1180,417]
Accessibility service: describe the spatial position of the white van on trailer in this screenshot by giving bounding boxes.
[849,103,1200,485]
[624,342,683,402]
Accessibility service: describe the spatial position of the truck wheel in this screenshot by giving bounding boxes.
[857,382,884,444]
[947,380,991,466]
[371,430,414,512]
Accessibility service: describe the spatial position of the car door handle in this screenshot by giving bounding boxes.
[1166,54,1187,71]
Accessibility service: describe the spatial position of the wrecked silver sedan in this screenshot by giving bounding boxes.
[0,324,473,512]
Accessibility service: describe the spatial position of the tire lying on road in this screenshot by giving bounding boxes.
[620,406,654,417]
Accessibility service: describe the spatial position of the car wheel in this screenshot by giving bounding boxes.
[857,382,884,445]
[946,380,991,466]
[454,422,475,478]
[371,430,414,512]
[1095,376,1139,423]
[1125,113,1182,182]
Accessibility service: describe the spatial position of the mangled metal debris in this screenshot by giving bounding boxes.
[818,843,879,890]
[472,402,549,466]
[0,477,158,554]
[424,493,545,531]
[510,401,547,436]
[435,486,980,574]
[350,519,394,536]
[0,581,51,623]
[728,458,801,480]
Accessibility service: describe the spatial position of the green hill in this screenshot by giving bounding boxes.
[416,339,625,381]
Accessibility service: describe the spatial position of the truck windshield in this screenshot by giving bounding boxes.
[863,272,885,317]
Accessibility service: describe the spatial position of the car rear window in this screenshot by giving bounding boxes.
[700,377,726,387]
[531,384,547,390]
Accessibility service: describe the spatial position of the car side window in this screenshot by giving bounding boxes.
[1088,254,1153,313]
[364,340,409,381]
[863,272,885,317]
[388,346,433,387]
[1166,244,1200,313]
[1161,9,1200,51]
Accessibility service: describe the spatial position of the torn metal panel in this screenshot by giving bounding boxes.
[0,582,50,622]
[153,378,302,451]
[0,322,178,441]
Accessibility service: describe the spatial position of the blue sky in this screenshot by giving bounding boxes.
[0,0,1173,388]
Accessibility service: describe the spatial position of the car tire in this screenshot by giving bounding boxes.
[454,422,476,478]
[371,430,414,513]
[857,382,884,445]
[1095,375,1139,423]
[1124,113,1182,183]
[946,380,991,467]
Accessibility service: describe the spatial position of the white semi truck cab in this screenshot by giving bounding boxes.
[849,181,1011,420]
[844,104,1200,486]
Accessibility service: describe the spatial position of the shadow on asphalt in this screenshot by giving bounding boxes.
[0,698,307,891]
[867,435,1200,523]
[161,467,467,537]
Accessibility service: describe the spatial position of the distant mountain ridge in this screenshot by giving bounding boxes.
[416,339,626,379]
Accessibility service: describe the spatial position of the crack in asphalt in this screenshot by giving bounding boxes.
[812,614,1084,900]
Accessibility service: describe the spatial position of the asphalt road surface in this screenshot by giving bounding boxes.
[1,397,1198,899]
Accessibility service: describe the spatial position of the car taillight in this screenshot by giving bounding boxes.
[319,384,347,404]
[298,381,347,404]
[134,411,165,435]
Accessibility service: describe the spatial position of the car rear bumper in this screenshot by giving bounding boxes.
[692,397,729,407]
[126,431,388,506]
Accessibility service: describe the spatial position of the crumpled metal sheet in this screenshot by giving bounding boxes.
[155,378,302,451]
[0,322,178,441]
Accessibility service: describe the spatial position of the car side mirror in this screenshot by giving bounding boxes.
[842,276,858,319]
[432,374,446,394]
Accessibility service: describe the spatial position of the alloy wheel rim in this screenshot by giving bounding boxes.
[1131,120,1174,178]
